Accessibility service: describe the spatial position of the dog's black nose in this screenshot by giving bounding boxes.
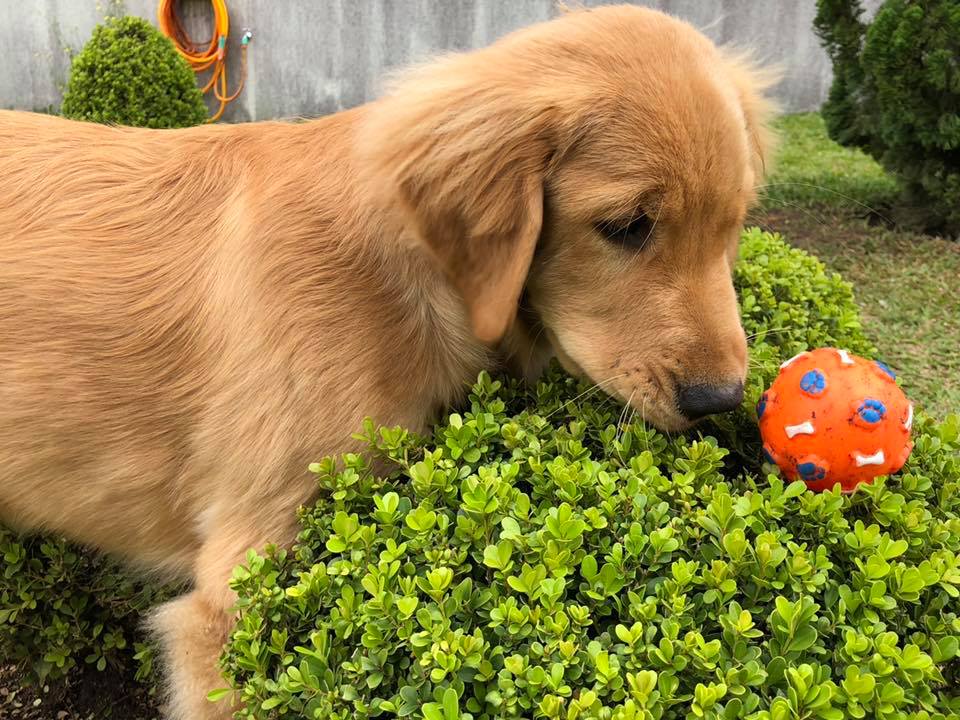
[677,382,744,420]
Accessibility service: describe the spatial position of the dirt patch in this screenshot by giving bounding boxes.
[0,663,160,720]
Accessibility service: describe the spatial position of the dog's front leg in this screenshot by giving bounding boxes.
[150,589,238,720]
[148,499,304,720]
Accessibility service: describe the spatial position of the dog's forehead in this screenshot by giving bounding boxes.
[549,124,750,230]
[625,74,751,208]
[533,12,757,221]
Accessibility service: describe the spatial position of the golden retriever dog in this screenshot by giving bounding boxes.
[0,5,776,718]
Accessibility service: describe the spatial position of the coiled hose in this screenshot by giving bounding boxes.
[157,0,251,122]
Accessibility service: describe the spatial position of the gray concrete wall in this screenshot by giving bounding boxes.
[1,1,882,122]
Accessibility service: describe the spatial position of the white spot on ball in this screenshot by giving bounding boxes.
[904,403,913,431]
[854,449,885,467]
[780,351,809,370]
[835,349,855,366]
[785,421,815,438]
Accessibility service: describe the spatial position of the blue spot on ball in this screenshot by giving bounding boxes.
[800,369,826,396]
[757,393,768,419]
[797,461,826,482]
[857,398,886,424]
[875,361,896,381]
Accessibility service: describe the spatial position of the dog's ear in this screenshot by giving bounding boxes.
[358,54,563,344]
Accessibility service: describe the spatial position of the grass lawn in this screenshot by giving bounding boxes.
[752,113,960,420]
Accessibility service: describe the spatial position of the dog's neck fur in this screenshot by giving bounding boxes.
[263,113,500,427]
[276,113,554,426]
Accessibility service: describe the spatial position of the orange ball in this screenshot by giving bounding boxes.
[758,348,913,492]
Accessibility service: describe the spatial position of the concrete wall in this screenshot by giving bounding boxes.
[1,1,882,122]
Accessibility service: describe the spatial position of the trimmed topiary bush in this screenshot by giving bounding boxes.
[61,15,207,128]
[814,0,960,235]
[217,229,960,719]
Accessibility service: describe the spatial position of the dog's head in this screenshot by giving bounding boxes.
[360,5,779,431]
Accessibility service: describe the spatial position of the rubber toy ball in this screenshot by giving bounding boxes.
[758,347,913,492]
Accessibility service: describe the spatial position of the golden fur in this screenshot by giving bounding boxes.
[0,6,776,718]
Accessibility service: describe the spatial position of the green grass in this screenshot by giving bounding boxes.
[755,113,960,419]
[762,113,898,209]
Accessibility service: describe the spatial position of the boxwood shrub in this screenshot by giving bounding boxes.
[217,228,960,719]
[0,529,172,685]
[61,15,207,128]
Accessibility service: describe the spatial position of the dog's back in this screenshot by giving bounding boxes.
[0,108,477,576]
[0,112,233,568]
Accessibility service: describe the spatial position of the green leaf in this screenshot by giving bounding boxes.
[206,688,232,703]
[483,541,514,570]
[442,687,459,720]
[422,703,444,720]
[396,596,418,618]
[788,625,819,653]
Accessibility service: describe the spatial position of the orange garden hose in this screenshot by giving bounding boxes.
[157,0,251,122]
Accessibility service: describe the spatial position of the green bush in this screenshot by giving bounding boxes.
[61,15,207,128]
[814,0,960,235]
[0,530,171,684]
[218,229,960,719]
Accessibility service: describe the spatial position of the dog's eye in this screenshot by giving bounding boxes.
[596,212,655,250]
